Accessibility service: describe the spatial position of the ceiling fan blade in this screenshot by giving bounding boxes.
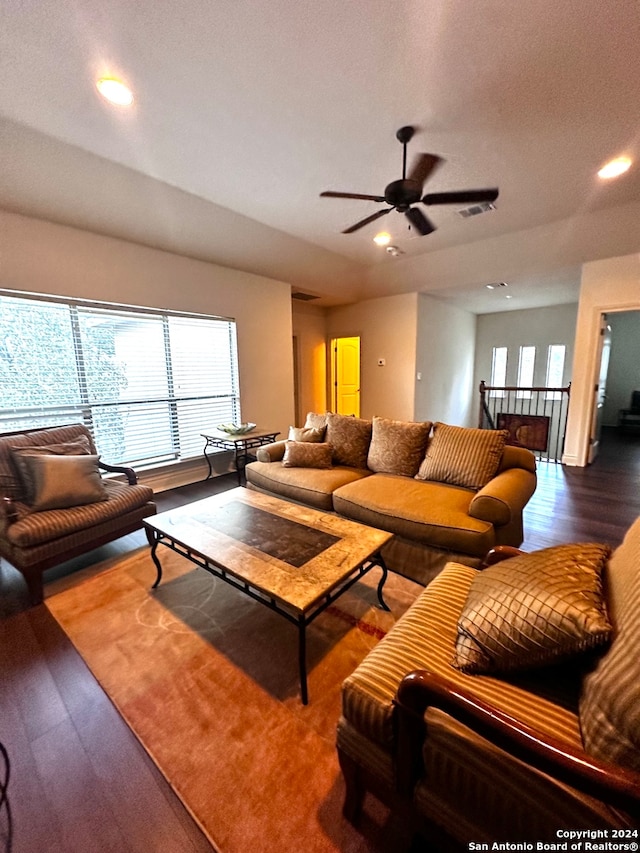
[342,208,392,234]
[320,191,386,202]
[422,188,499,206]
[405,207,435,236]
[407,153,442,187]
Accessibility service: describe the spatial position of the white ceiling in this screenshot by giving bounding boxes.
[1,0,640,312]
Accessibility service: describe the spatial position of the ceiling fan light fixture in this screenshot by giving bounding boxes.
[96,77,134,106]
[597,156,632,179]
[373,231,392,246]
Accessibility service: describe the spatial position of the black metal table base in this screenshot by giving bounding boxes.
[147,530,389,705]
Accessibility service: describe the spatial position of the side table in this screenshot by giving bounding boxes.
[201,428,280,485]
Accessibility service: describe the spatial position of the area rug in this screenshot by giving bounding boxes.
[45,546,422,853]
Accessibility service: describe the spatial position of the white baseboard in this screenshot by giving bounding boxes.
[136,451,235,493]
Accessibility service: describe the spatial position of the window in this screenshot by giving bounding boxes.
[490,346,507,397]
[0,290,240,468]
[545,344,566,399]
[516,346,536,398]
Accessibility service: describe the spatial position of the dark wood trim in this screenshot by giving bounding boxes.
[395,670,640,822]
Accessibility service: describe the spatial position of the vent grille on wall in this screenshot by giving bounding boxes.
[457,201,496,218]
[291,291,320,301]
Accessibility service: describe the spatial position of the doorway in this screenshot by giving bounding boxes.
[588,314,612,464]
[331,336,361,416]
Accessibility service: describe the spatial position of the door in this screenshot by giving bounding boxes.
[588,315,612,463]
[331,336,360,416]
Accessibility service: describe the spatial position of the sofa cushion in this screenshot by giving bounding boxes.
[341,561,584,751]
[333,474,495,557]
[453,543,612,674]
[579,517,640,773]
[245,460,371,511]
[366,416,431,477]
[11,452,109,511]
[326,413,372,469]
[287,425,325,443]
[416,423,508,490]
[282,440,332,469]
[5,479,155,548]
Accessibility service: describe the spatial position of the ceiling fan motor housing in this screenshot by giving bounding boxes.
[384,179,422,210]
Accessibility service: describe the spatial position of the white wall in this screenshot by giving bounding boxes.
[563,253,640,466]
[326,293,418,421]
[0,209,296,486]
[416,295,476,426]
[474,303,578,393]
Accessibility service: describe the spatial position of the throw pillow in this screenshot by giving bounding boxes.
[452,543,612,674]
[287,425,325,443]
[416,422,508,490]
[325,413,372,469]
[367,416,432,477]
[12,452,109,511]
[579,520,640,772]
[10,436,93,503]
[282,441,332,469]
[304,412,330,432]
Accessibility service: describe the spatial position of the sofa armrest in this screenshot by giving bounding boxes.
[395,669,640,822]
[99,461,138,485]
[255,441,286,463]
[469,467,537,526]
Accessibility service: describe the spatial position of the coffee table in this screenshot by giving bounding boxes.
[143,487,393,704]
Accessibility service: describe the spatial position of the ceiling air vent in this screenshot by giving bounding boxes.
[291,291,320,301]
[457,201,496,219]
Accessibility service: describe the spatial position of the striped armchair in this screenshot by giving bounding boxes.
[338,517,640,847]
[0,424,156,605]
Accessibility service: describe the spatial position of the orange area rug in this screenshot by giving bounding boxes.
[46,546,421,852]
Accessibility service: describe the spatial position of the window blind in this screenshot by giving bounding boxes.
[0,290,240,468]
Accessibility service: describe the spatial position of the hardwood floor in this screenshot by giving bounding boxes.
[1,430,639,853]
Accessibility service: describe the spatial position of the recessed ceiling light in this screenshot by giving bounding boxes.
[597,157,632,179]
[96,77,134,106]
[373,232,391,246]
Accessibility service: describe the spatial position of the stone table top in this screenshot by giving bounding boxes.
[145,487,393,614]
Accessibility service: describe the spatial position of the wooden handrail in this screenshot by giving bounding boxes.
[394,669,640,822]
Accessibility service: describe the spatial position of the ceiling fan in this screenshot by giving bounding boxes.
[320,126,498,236]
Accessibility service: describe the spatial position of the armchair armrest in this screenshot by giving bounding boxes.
[481,544,524,568]
[1,495,18,528]
[255,441,286,463]
[395,669,640,822]
[469,467,537,526]
[98,461,138,485]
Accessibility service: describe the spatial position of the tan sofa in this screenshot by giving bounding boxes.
[246,412,537,586]
[338,516,640,845]
[0,423,156,604]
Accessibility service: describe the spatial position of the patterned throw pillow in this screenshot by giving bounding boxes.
[452,543,612,674]
[304,412,330,432]
[325,413,372,469]
[367,416,432,477]
[416,422,508,490]
[579,519,640,772]
[282,441,333,469]
[287,425,325,443]
[11,452,108,510]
